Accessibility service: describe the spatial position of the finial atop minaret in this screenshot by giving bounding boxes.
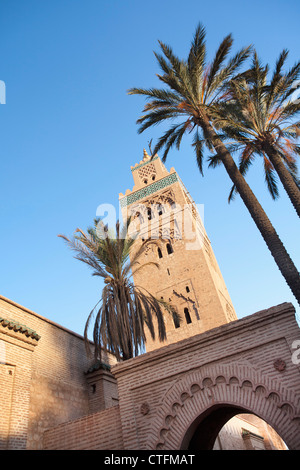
[125,147,172,194]
[143,148,150,161]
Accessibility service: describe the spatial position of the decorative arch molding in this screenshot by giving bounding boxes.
[147,362,300,450]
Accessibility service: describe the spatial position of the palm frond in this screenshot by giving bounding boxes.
[188,23,206,99]
[151,121,192,162]
[263,156,279,200]
[206,34,233,94]
[207,46,252,104]
[59,219,178,361]
[136,108,180,134]
[192,129,205,175]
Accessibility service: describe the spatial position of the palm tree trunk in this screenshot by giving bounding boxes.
[262,141,300,218]
[201,117,300,306]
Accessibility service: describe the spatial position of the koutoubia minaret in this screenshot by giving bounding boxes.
[119,149,237,352]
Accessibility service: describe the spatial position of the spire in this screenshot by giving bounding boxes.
[143,148,150,161]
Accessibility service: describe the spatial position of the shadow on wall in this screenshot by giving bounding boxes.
[0,295,117,450]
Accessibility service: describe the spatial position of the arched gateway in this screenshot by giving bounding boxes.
[149,363,299,450]
[111,302,300,451]
[41,301,300,451]
[115,152,300,451]
[41,151,300,451]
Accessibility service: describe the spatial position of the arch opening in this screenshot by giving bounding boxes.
[181,405,288,451]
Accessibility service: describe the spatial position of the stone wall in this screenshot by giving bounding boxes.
[2,293,299,451]
[0,295,117,449]
[213,414,287,450]
[43,405,124,450]
[112,302,300,450]
[0,327,36,449]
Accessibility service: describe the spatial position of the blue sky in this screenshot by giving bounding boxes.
[0,0,299,336]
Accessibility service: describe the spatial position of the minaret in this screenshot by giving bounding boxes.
[119,150,237,352]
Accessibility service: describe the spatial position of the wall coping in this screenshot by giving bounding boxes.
[0,294,116,360]
[0,317,41,341]
[112,302,297,378]
[0,294,86,341]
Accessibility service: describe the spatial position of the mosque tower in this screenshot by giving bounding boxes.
[119,149,237,352]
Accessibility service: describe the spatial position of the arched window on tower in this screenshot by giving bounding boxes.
[184,307,192,324]
[166,197,176,209]
[166,243,173,255]
[157,204,163,216]
[135,211,144,224]
[158,248,163,259]
[173,310,180,329]
[147,208,153,220]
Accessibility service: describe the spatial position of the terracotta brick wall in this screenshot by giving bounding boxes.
[0,315,38,449]
[86,367,119,414]
[0,295,117,449]
[112,303,300,450]
[36,302,300,451]
[2,295,299,450]
[43,405,124,450]
[0,364,15,449]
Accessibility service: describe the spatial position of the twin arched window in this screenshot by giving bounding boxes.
[147,205,164,219]
[173,307,192,328]
[173,311,180,329]
[157,242,173,259]
[184,308,192,324]
[166,243,173,254]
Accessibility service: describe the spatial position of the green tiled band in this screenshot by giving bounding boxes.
[120,172,178,208]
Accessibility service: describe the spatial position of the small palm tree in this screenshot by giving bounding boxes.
[128,23,300,306]
[213,51,300,214]
[58,218,179,361]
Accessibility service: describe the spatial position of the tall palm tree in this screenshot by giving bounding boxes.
[128,23,300,306]
[58,218,179,361]
[213,50,300,215]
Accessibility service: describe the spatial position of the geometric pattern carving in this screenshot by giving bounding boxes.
[131,156,159,172]
[274,359,286,372]
[138,163,156,183]
[120,173,179,208]
[140,403,150,415]
[147,363,300,451]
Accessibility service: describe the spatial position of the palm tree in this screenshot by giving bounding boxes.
[58,218,179,361]
[213,50,300,215]
[128,23,300,306]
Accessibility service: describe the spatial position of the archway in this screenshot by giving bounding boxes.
[181,405,287,450]
[149,363,300,451]
[214,413,288,450]
[182,404,245,450]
